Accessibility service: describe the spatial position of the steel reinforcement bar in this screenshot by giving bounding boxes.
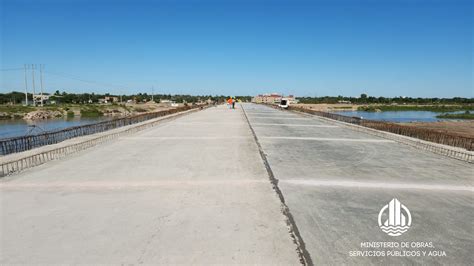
[287,106,473,152]
[0,104,205,156]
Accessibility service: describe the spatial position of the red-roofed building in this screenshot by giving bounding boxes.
[252,93,297,104]
[252,93,282,104]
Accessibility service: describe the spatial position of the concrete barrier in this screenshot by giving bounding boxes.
[289,108,473,163]
[0,106,207,177]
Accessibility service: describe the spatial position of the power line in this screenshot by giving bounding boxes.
[6,67,136,95]
[43,70,130,90]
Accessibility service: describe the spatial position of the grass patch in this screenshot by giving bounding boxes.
[134,108,147,113]
[436,111,474,120]
[121,104,132,113]
[80,107,103,117]
[66,111,75,118]
[0,105,35,113]
[42,106,62,111]
[331,106,353,109]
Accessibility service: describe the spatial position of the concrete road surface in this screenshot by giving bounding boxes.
[242,103,473,265]
[0,105,300,265]
[1,103,473,265]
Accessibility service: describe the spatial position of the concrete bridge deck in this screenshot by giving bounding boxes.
[1,103,473,264]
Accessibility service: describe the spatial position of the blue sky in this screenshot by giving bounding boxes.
[1,0,472,97]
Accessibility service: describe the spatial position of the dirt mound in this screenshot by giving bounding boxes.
[24,110,63,120]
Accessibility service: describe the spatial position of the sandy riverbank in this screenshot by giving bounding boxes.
[398,121,474,138]
[292,104,474,138]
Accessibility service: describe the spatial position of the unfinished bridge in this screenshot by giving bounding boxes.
[1,103,472,265]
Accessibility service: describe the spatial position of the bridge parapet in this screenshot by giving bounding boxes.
[0,104,206,156]
[0,106,207,177]
[267,104,473,163]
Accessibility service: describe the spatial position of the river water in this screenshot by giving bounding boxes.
[0,111,464,140]
[0,117,110,139]
[331,111,463,123]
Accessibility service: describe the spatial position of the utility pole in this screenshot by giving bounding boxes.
[39,64,44,106]
[24,64,29,106]
[31,64,36,106]
[151,86,154,102]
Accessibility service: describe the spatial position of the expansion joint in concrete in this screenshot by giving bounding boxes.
[240,104,314,266]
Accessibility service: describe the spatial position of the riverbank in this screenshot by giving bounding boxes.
[292,103,358,112]
[292,103,474,113]
[0,102,180,120]
[398,121,474,138]
[290,103,474,136]
[358,105,474,112]
[436,112,474,120]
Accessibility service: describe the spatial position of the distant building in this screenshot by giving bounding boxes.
[252,93,298,104]
[99,96,119,104]
[106,96,119,103]
[33,94,51,105]
[252,93,282,104]
[286,95,298,104]
[337,100,351,104]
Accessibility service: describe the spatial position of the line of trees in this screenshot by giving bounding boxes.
[297,94,474,104]
[0,91,35,105]
[0,91,253,105]
[3,91,471,105]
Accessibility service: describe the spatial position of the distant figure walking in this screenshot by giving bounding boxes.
[232,98,236,109]
[227,97,233,109]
